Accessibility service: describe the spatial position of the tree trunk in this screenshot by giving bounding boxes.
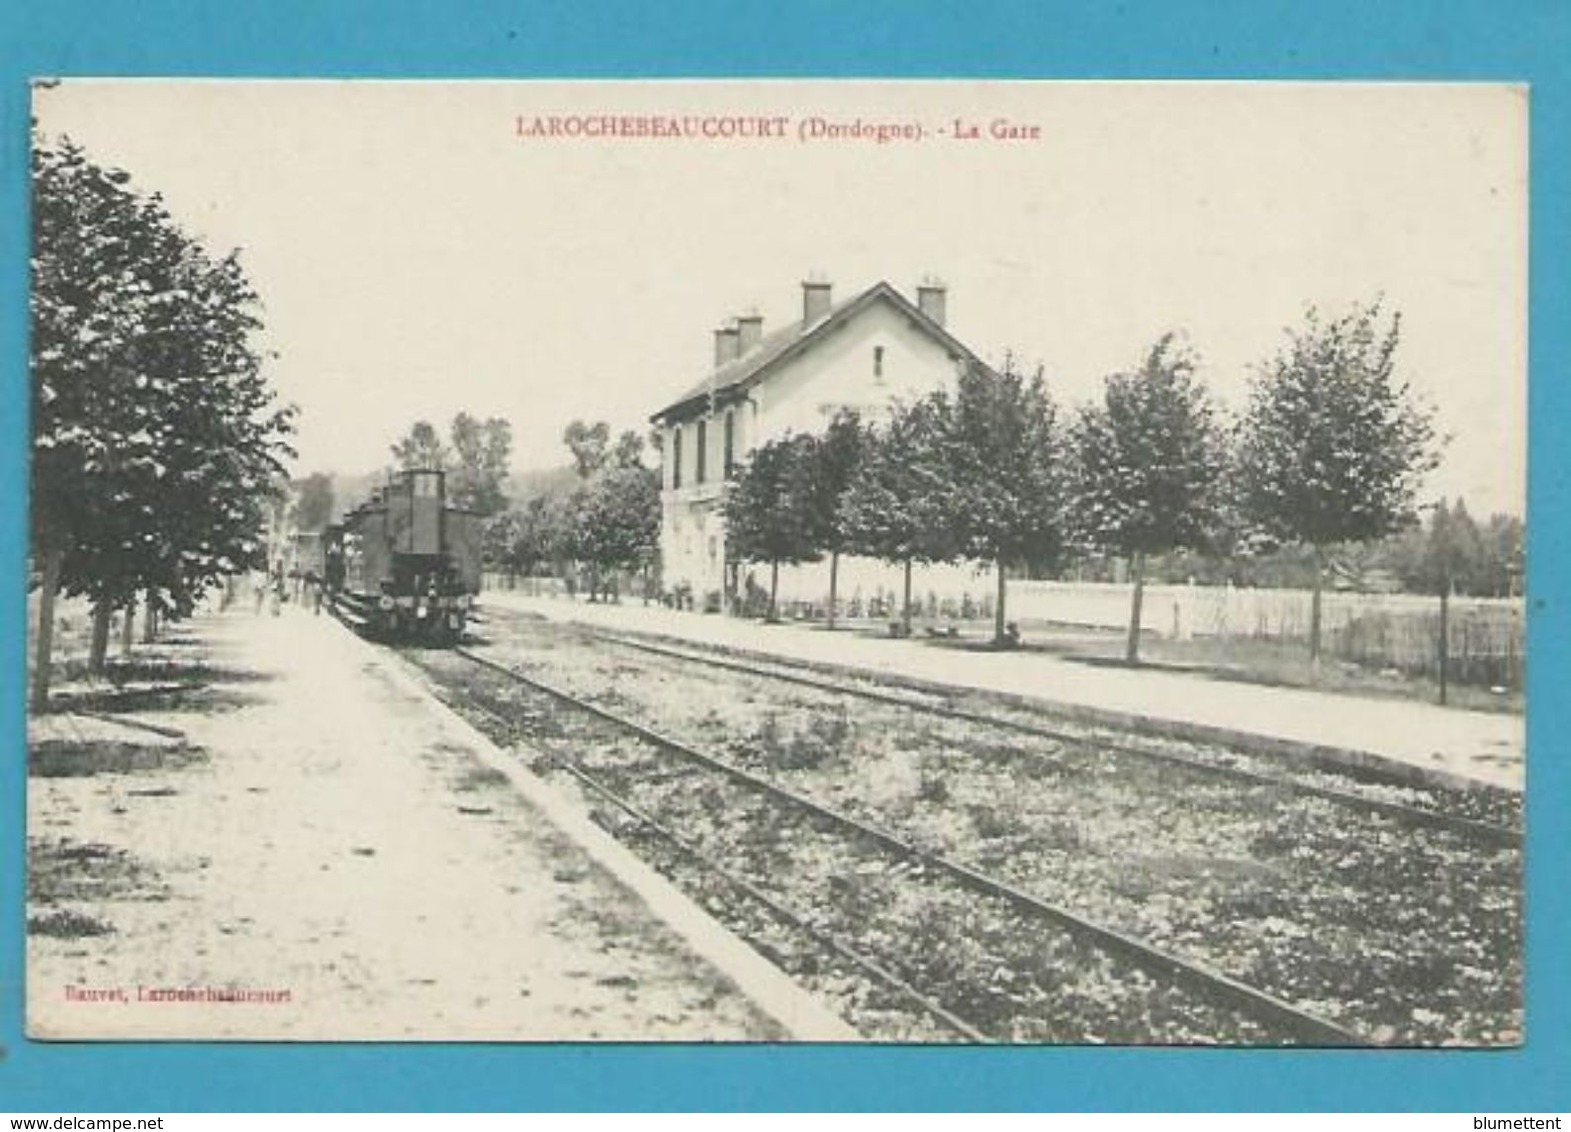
[895,559,910,637]
[768,561,779,622]
[30,547,64,713]
[89,599,113,674]
[828,550,840,630]
[1126,550,1146,664]
[1309,545,1324,670]
[121,597,137,657]
[143,589,158,644]
[994,557,1007,644]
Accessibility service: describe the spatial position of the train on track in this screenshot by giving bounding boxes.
[322,467,481,643]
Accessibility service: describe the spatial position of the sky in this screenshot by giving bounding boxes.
[32,80,1528,516]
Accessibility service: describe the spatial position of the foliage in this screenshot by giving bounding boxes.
[1236,300,1440,550]
[31,136,296,620]
[1070,334,1226,560]
[566,464,661,577]
[612,429,646,469]
[390,420,448,471]
[941,357,1067,574]
[1234,299,1441,658]
[840,397,959,567]
[448,412,512,516]
[722,433,827,570]
[807,411,869,556]
[563,419,612,479]
[1389,498,1515,597]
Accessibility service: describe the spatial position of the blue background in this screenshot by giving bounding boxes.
[1,0,1566,1113]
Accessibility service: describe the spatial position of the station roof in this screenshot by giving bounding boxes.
[649,280,992,426]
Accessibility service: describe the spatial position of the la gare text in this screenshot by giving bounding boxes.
[512,114,1043,144]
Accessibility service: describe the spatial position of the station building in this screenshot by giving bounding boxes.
[649,278,994,606]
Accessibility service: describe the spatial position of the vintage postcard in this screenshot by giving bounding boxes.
[25,80,1526,1044]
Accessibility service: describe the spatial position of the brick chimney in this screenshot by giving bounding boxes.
[736,309,764,355]
[802,278,833,325]
[916,278,947,327]
[713,322,740,368]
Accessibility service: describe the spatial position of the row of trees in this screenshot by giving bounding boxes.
[389,413,514,516]
[30,138,297,708]
[724,301,1442,662]
[482,420,659,598]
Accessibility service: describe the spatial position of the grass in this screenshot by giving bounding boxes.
[902,621,1523,715]
[1112,633,1523,715]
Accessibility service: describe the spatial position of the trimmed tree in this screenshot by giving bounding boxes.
[841,398,959,637]
[568,465,660,602]
[563,419,612,480]
[1236,300,1440,663]
[722,433,825,621]
[390,420,449,471]
[942,358,1067,645]
[1072,334,1227,662]
[31,137,294,700]
[800,412,868,629]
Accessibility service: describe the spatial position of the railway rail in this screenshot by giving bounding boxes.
[448,644,1369,1046]
[589,630,1521,847]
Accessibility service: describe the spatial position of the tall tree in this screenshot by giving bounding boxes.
[31,137,294,697]
[612,429,646,469]
[841,400,958,636]
[449,412,512,516]
[391,420,449,471]
[1237,300,1440,662]
[942,357,1067,645]
[563,419,612,479]
[511,494,569,581]
[722,434,825,620]
[567,465,661,601]
[802,412,869,629]
[1072,334,1227,661]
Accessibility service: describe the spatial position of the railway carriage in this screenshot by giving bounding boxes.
[322,468,481,643]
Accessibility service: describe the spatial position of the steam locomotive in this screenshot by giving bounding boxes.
[322,468,481,643]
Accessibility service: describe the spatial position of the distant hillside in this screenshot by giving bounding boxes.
[507,464,580,501]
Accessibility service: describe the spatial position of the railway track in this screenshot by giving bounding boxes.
[448,644,1369,1046]
[589,630,1521,847]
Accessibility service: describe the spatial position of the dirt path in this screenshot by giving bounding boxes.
[27,605,800,1040]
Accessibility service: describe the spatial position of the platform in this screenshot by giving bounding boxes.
[26,601,857,1041]
[478,591,1526,794]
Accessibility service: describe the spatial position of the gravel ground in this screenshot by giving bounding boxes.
[27,607,791,1041]
[419,654,1288,1044]
[449,614,1523,1046]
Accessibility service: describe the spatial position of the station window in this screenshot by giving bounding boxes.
[672,427,683,490]
[873,345,885,381]
[696,419,708,484]
[413,471,441,498]
[723,410,736,477]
